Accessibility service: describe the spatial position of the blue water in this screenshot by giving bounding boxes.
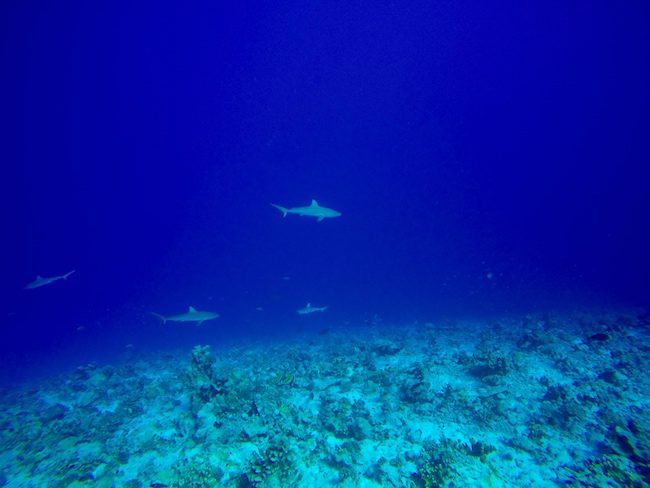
[1,3,649,382]
[2,4,650,486]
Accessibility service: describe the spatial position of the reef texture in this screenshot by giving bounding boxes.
[1,310,649,487]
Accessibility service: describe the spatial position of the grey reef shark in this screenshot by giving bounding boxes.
[24,270,75,290]
[151,306,219,326]
[297,302,328,315]
[271,200,341,222]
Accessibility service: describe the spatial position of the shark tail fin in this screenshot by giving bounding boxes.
[63,270,76,280]
[151,312,166,325]
[270,203,288,217]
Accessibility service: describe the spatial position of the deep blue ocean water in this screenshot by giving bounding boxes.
[1,1,649,383]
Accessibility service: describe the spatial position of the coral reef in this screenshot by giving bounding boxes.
[0,310,649,486]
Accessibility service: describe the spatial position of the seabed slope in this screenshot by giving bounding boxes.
[1,310,649,487]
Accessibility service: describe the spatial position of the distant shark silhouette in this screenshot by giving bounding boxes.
[297,303,328,315]
[271,200,341,222]
[152,306,219,326]
[24,270,75,290]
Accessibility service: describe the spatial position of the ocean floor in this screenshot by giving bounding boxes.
[1,310,649,487]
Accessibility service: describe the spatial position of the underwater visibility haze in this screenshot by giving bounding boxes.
[1,2,650,486]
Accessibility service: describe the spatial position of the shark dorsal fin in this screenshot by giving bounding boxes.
[307,302,311,307]
[311,199,319,206]
[189,306,197,312]
[36,275,43,280]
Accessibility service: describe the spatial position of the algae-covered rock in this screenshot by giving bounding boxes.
[413,438,498,488]
[188,345,217,383]
[186,345,228,410]
[244,442,296,487]
[171,454,224,487]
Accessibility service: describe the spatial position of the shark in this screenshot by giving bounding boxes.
[270,200,341,222]
[24,270,75,290]
[152,306,219,326]
[297,302,328,315]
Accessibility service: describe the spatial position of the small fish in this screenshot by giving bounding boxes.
[297,302,328,315]
[151,306,219,326]
[255,307,264,311]
[271,199,341,222]
[24,270,75,290]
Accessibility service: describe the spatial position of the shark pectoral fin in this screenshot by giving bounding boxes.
[317,216,324,222]
[196,321,204,327]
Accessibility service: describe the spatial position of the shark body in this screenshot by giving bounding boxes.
[271,200,341,222]
[297,302,328,315]
[24,270,75,290]
[152,306,219,326]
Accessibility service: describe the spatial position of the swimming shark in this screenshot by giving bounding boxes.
[24,270,75,290]
[151,306,219,326]
[270,200,341,222]
[297,302,328,315]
